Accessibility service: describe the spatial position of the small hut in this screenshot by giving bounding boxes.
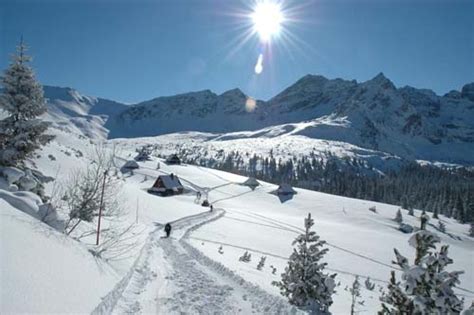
[242,177,260,190]
[148,173,184,196]
[273,183,297,196]
[122,160,139,170]
[165,154,181,165]
[135,150,151,161]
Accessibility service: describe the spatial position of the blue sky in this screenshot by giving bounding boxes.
[1,0,473,103]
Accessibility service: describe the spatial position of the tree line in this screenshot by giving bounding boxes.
[178,149,474,224]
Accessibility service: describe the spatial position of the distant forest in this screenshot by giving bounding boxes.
[176,150,474,224]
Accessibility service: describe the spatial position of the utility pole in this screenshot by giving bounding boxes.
[96,170,108,246]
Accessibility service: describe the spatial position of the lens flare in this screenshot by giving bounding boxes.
[254,53,263,74]
[245,97,257,112]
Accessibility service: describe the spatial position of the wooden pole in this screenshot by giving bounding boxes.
[96,170,108,246]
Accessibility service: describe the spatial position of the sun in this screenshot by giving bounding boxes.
[251,1,284,42]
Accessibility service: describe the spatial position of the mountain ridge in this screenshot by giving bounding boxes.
[40,73,474,165]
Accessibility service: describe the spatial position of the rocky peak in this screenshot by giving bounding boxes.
[365,72,396,90]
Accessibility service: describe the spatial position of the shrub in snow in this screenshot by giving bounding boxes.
[270,265,277,275]
[369,206,377,213]
[469,223,474,238]
[438,220,446,233]
[408,206,415,216]
[55,147,123,235]
[380,230,464,314]
[273,213,336,313]
[239,251,252,262]
[349,276,361,315]
[0,40,53,167]
[218,246,224,254]
[365,277,375,291]
[257,256,266,270]
[394,209,403,223]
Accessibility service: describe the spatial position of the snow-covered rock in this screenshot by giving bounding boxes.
[0,167,25,184]
[17,174,38,191]
[0,189,43,218]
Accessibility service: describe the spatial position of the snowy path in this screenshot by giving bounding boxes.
[92,208,299,315]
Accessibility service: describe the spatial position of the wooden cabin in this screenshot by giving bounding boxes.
[165,154,181,165]
[148,173,184,196]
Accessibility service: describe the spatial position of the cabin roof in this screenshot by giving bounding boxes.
[155,174,183,189]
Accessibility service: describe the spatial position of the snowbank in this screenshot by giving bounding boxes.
[0,200,117,313]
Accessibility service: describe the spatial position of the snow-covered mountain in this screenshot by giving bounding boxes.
[42,86,127,139]
[41,74,474,165]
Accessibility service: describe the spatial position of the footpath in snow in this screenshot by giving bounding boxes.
[92,208,299,315]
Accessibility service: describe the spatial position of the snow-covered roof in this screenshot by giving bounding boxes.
[275,183,296,194]
[153,174,183,190]
[242,177,260,187]
[123,160,139,169]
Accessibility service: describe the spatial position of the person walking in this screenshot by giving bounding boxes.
[164,223,172,238]
[210,204,213,212]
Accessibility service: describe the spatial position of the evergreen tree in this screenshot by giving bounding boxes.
[394,209,403,224]
[0,39,52,166]
[380,231,464,314]
[273,213,336,313]
[469,223,474,238]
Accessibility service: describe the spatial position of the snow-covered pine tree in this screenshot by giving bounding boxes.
[469,223,474,238]
[350,276,361,315]
[273,213,336,313]
[408,205,414,216]
[394,209,403,223]
[380,230,464,314]
[0,39,53,167]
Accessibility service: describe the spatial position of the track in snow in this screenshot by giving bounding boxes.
[92,209,300,314]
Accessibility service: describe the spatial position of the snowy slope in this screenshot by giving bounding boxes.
[110,144,474,314]
[2,123,473,314]
[0,199,117,313]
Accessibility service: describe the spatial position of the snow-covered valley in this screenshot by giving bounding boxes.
[1,122,473,314]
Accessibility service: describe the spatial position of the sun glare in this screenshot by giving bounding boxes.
[252,1,284,42]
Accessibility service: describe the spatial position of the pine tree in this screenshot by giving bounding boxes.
[273,213,336,313]
[394,209,403,223]
[380,231,464,314]
[469,223,474,238]
[0,39,53,166]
